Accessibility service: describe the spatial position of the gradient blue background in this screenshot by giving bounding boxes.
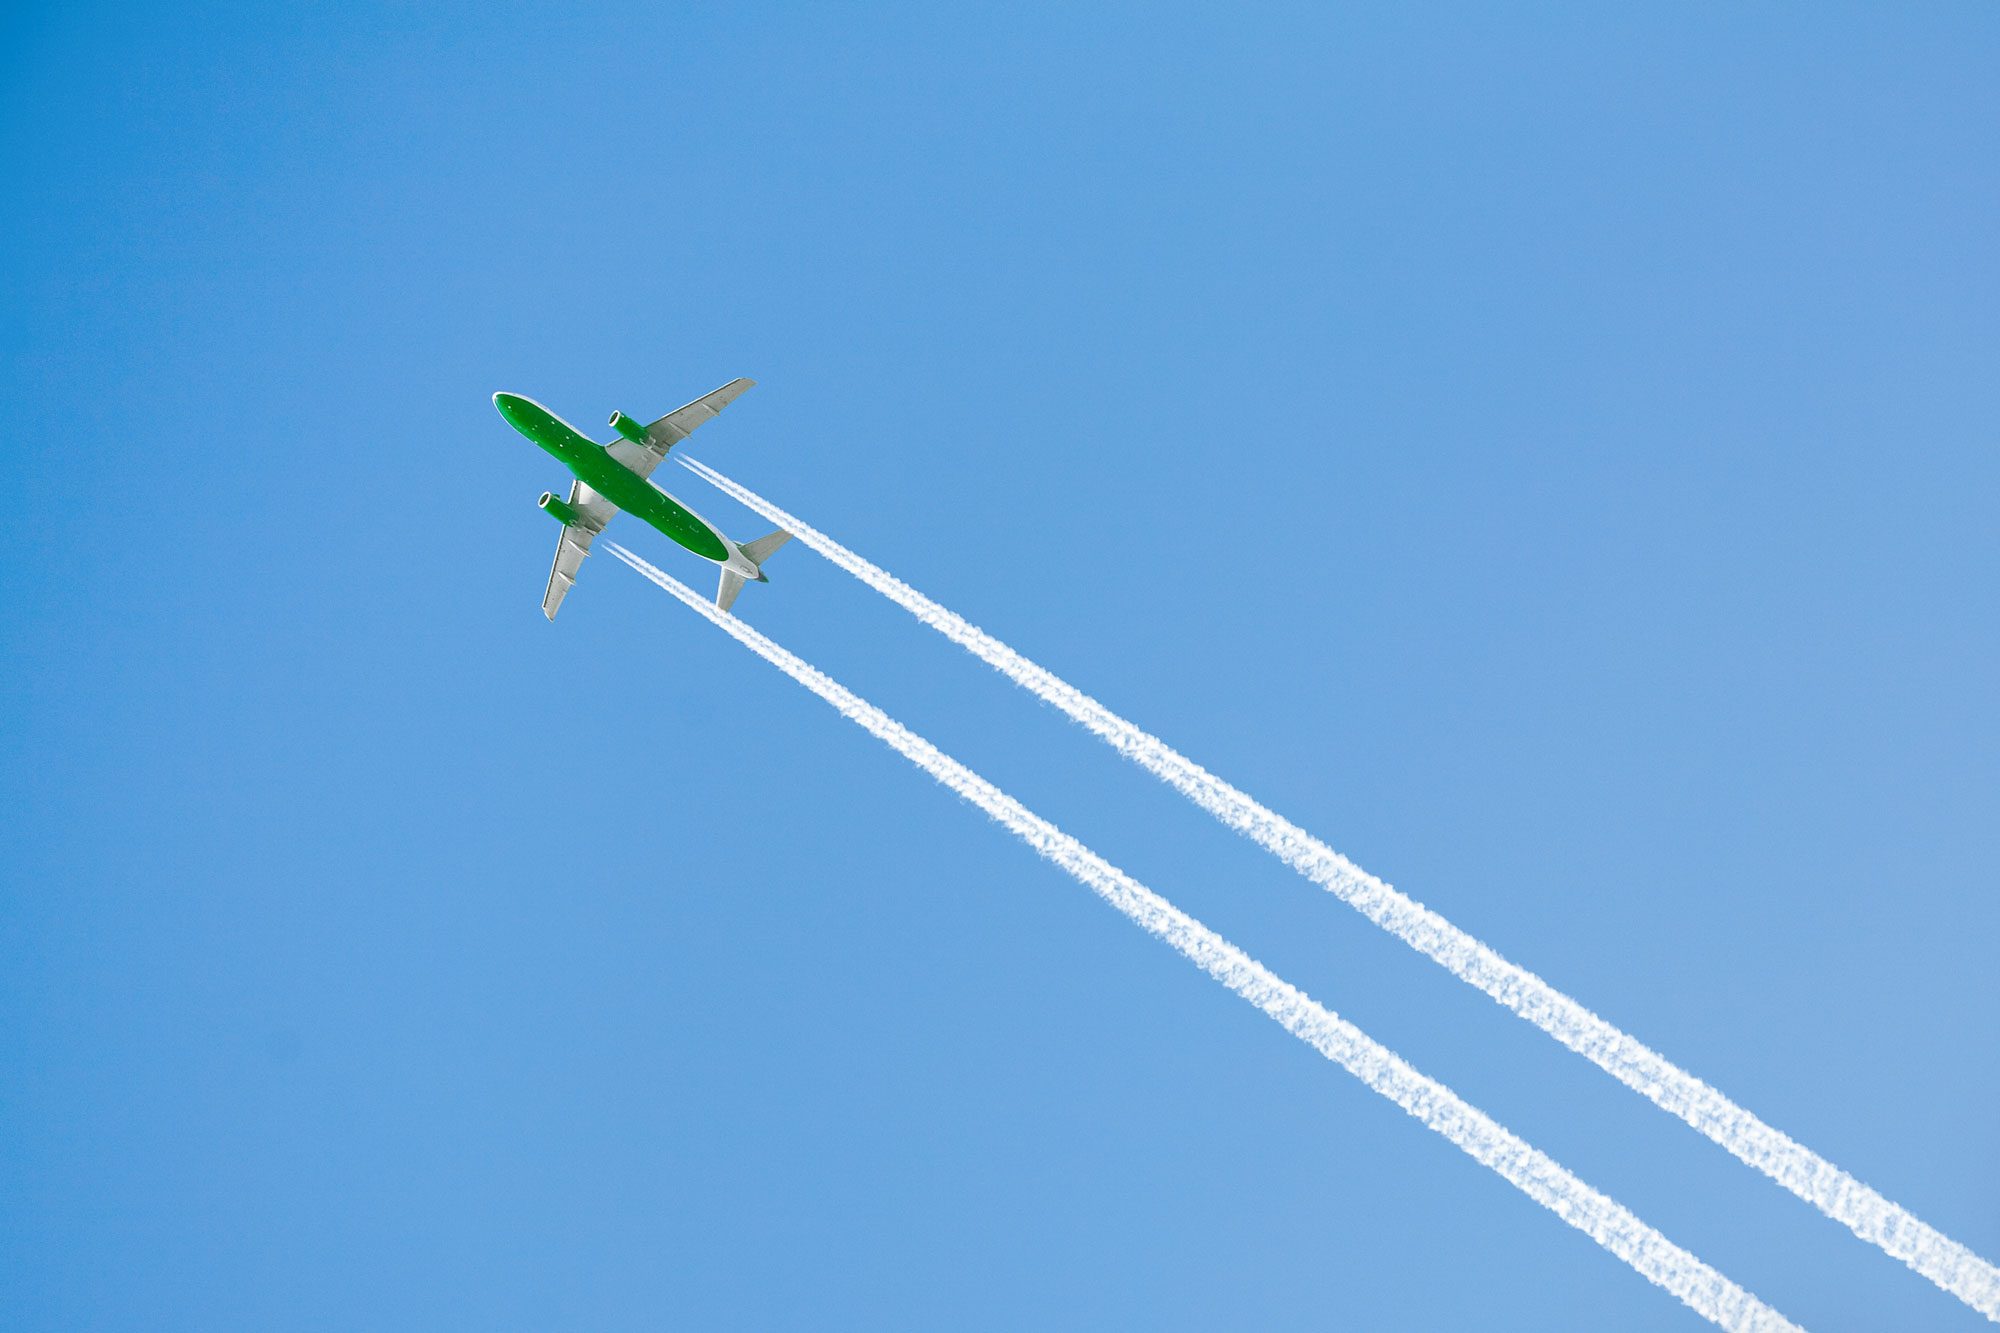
[4,4,1996,1328]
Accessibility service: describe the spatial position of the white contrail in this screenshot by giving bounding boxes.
[677,456,2000,1322]
[607,541,1798,1331]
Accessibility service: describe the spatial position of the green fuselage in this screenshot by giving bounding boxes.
[494,393,729,562]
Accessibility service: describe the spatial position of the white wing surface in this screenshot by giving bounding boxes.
[604,377,756,480]
[541,480,620,620]
[649,377,755,446]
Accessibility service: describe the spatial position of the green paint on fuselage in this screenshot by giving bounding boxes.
[494,393,730,563]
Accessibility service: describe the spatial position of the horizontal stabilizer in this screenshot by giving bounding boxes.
[717,568,748,613]
[738,528,792,568]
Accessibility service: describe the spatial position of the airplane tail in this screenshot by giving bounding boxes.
[739,528,793,570]
[715,529,792,612]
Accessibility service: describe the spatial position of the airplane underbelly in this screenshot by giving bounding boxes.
[576,456,730,562]
[635,491,729,562]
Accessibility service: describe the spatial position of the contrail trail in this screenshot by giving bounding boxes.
[677,456,2000,1321]
[607,541,1799,1331]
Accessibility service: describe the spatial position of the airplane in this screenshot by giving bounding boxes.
[493,378,790,619]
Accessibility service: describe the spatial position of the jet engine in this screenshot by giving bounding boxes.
[539,491,580,526]
[609,411,648,445]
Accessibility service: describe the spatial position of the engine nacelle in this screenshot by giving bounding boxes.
[539,491,580,526]
[609,411,648,445]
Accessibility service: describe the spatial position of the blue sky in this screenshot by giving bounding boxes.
[4,3,1997,1327]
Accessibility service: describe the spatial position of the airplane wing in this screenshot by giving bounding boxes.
[542,480,620,620]
[604,377,755,480]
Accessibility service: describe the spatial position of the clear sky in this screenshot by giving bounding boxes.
[4,4,1997,1328]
